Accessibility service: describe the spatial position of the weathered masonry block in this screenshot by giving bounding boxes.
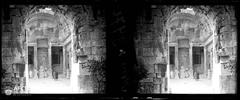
[216,7,237,93]
[135,6,168,94]
[2,6,26,94]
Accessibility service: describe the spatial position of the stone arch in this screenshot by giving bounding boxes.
[18,6,75,93]
[23,6,75,39]
[163,5,237,93]
[165,6,215,37]
[17,5,106,93]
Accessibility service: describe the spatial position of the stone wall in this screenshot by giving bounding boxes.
[135,5,237,94]
[135,6,168,93]
[74,6,106,93]
[2,6,27,94]
[2,5,106,94]
[1,4,237,94]
[215,6,237,93]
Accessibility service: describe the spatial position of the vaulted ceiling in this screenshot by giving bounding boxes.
[21,5,95,44]
[165,5,235,43]
[164,6,223,44]
[167,12,212,43]
[25,8,71,43]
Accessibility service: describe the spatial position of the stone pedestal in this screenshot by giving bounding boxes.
[78,75,93,93]
[66,69,70,79]
[33,68,38,79]
[188,68,194,79]
[47,68,52,78]
[38,66,45,78]
[220,75,236,93]
[208,69,212,79]
[161,77,168,93]
[179,67,185,79]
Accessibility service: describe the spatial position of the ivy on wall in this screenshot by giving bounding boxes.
[223,60,236,75]
[82,57,106,93]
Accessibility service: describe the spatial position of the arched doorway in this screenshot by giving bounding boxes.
[166,7,215,93]
[24,6,75,93]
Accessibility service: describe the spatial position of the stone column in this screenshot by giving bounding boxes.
[71,54,80,93]
[71,34,79,93]
[34,44,37,79]
[63,46,66,78]
[48,42,52,78]
[166,30,170,93]
[189,43,192,76]
[24,29,29,93]
[25,43,29,93]
[166,46,170,93]
[204,46,207,78]
[175,44,178,72]
[212,33,221,93]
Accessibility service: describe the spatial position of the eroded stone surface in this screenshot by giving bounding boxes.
[1,5,106,94]
[135,5,237,94]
